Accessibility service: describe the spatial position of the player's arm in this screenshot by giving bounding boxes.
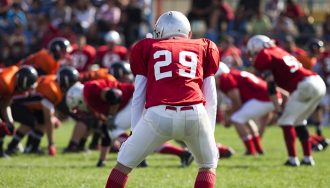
[202,76,217,132]
[263,71,282,115]
[131,75,146,132]
[0,97,14,126]
[226,88,242,112]
[41,98,55,146]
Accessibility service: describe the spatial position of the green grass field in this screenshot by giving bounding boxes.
[1,121,329,188]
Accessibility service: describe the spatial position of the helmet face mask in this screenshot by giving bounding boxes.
[153,11,191,39]
[15,65,38,92]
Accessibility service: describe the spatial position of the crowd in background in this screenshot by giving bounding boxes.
[0,0,152,67]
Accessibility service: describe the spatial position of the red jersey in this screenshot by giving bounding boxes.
[96,45,128,69]
[0,65,18,97]
[218,69,280,103]
[20,49,59,75]
[130,38,220,108]
[70,44,96,72]
[254,46,315,93]
[83,78,134,116]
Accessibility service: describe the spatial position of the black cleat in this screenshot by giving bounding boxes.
[301,159,315,166]
[320,139,329,150]
[96,159,106,167]
[180,151,194,168]
[312,143,323,152]
[137,159,148,168]
[284,160,300,167]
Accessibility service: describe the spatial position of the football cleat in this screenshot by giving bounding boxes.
[284,160,300,167]
[137,159,148,168]
[301,159,315,166]
[312,143,324,152]
[218,145,235,159]
[180,151,194,167]
[320,138,329,150]
[96,159,106,167]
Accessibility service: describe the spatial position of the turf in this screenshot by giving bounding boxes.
[0,121,329,188]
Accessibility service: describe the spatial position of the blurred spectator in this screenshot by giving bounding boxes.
[271,12,298,41]
[208,0,234,41]
[218,35,243,69]
[70,34,96,72]
[85,22,104,47]
[121,0,144,47]
[72,0,96,32]
[284,0,305,23]
[6,24,26,66]
[96,0,121,32]
[296,15,316,45]
[265,0,285,22]
[49,0,73,27]
[322,13,330,42]
[5,2,27,33]
[237,0,261,19]
[0,0,12,30]
[249,9,272,35]
[58,22,77,45]
[227,7,251,44]
[187,0,213,27]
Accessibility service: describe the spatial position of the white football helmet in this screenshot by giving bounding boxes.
[153,11,191,39]
[66,82,88,112]
[247,35,275,56]
[104,30,121,44]
[215,62,230,76]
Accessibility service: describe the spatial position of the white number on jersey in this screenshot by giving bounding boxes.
[154,50,198,81]
[283,55,302,73]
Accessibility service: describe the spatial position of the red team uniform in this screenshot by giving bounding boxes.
[251,39,326,166]
[96,45,128,69]
[70,44,96,72]
[83,78,134,116]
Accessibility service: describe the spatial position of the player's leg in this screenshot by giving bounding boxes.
[247,120,264,154]
[106,106,172,188]
[182,104,218,188]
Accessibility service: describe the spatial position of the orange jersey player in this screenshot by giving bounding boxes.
[19,37,72,75]
[0,65,38,136]
[5,66,80,157]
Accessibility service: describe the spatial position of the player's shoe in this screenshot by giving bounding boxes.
[180,151,194,167]
[48,145,57,156]
[301,158,315,166]
[284,159,300,167]
[320,138,329,150]
[218,145,235,158]
[96,159,106,167]
[312,143,324,152]
[137,159,148,168]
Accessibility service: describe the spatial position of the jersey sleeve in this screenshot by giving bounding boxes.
[203,39,220,78]
[254,50,272,71]
[218,73,237,93]
[129,39,148,76]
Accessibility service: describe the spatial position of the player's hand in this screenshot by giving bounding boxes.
[0,122,15,136]
[52,116,62,129]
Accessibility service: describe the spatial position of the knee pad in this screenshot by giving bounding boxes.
[295,126,310,141]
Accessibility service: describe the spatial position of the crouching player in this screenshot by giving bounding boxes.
[0,65,38,157]
[66,77,195,167]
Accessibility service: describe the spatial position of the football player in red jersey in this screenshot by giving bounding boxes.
[247,35,326,167]
[0,65,38,157]
[216,63,282,155]
[105,11,219,188]
[96,30,128,69]
[66,75,195,168]
[69,35,96,72]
